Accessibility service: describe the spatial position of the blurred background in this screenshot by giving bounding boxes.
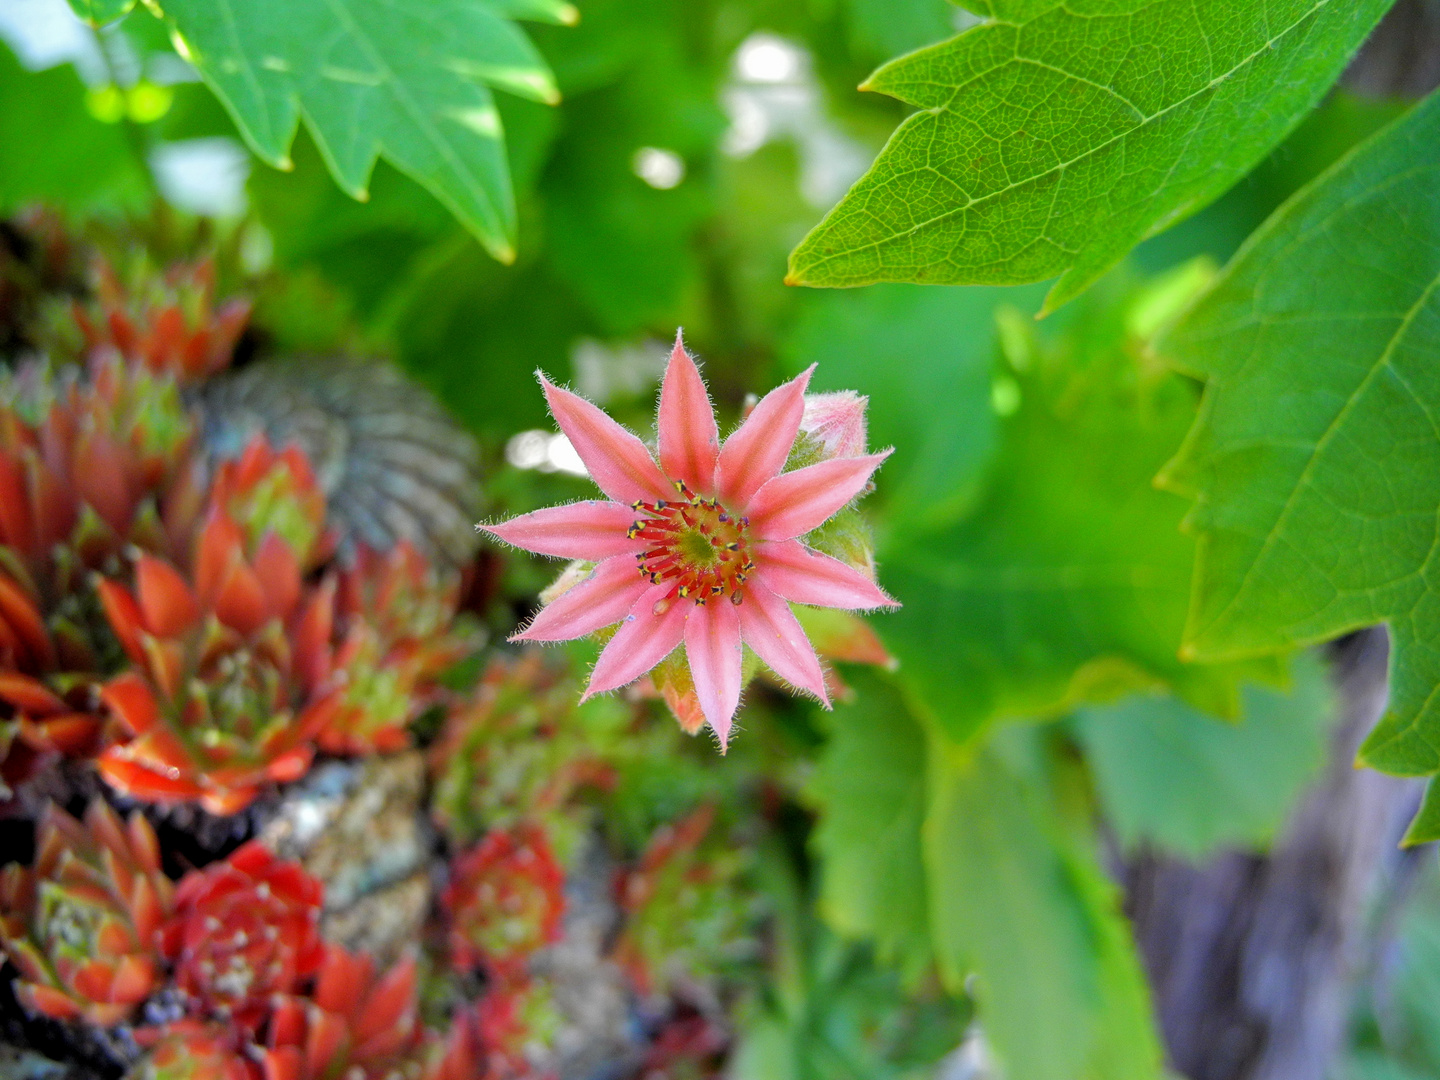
[4,2,1440,1079]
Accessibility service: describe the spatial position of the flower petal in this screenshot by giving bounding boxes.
[685,599,744,747]
[541,374,672,504]
[738,582,829,706]
[481,501,641,561]
[582,585,689,698]
[755,540,899,610]
[511,556,649,642]
[747,451,891,541]
[716,365,813,507]
[658,332,720,493]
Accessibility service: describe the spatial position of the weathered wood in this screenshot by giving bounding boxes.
[1125,629,1424,1080]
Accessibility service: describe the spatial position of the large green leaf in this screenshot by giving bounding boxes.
[1074,652,1334,857]
[807,672,931,980]
[158,0,572,260]
[1159,92,1440,776]
[879,268,1268,746]
[925,742,1162,1080]
[787,0,1391,312]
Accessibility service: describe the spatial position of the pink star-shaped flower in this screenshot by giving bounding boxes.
[481,334,897,748]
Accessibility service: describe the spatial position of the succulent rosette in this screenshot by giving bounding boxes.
[0,352,199,759]
[72,257,250,384]
[94,437,345,813]
[428,651,613,852]
[480,333,896,747]
[260,944,425,1080]
[130,1021,258,1080]
[442,825,566,981]
[613,804,747,996]
[161,840,324,1031]
[205,436,330,571]
[324,541,469,754]
[0,801,173,1025]
[93,545,342,814]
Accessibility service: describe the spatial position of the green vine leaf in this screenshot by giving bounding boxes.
[878,268,1272,746]
[787,0,1390,313]
[66,0,135,26]
[1160,92,1440,777]
[157,0,574,261]
[926,742,1163,1080]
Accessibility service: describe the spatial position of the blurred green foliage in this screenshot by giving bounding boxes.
[1,1,1433,1077]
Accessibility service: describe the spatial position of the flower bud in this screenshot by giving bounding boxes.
[799,391,869,459]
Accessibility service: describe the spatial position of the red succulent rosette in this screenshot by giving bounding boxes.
[133,1020,260,1080]
[74,257,250,384]
[208,437,330,573]
[0,351,201,763]
[94,503,345,814]
[423,984,556,1080]
[322,540,468,755]
[442,825,565,982]
[613,804,746,996]
[161,841,324,1032]
[0,353,195,576]
[260,944,424,1080]
[0,801,173,1026]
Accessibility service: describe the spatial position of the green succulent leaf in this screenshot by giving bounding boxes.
[787,0,1391,312]
[1074,651,1334,857]
[66,0,135,26]
[1159,91,1440,777]
[878,268,1270,746]
[158,0,572,260]
[925,742,1162,1080]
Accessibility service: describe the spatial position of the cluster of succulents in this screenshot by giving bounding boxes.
[0,221,772,1080]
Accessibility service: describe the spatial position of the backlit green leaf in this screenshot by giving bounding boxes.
[159,0,572,260]
[66,0,135,26]
[1159,92,1440,777]
[925,743,1162,1080]
[787,0,1390,312]
[785,282,1043,535]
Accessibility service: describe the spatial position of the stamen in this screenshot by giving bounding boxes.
[632,480,754,608]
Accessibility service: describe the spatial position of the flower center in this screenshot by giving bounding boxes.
[627,482,755,609]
